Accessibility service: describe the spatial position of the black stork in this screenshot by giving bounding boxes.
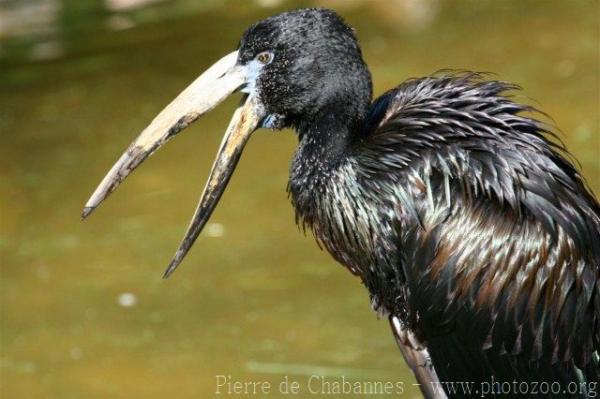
[83,8,600,398]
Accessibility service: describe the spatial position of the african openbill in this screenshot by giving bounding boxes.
[83,8,600,398]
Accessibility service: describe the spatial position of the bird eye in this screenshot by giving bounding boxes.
[256,51,273,65]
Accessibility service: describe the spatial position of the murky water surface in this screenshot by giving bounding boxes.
[1,1,598,398]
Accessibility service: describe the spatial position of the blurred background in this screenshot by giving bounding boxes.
[0,0,598,398]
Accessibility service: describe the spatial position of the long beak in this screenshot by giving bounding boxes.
[82,50,266,277]
[163,94,264,277]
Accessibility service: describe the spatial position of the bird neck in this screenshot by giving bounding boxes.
[288,101,366,219]
[295,101,365,168]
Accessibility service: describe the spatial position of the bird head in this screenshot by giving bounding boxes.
[238,8,371,127]
[82,8,371,277]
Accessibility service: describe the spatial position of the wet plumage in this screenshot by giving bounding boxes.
[289,72,600,396]
[86,8,600,398]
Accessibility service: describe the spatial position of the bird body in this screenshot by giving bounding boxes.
[85,8,600,398]
[289,73,600,396]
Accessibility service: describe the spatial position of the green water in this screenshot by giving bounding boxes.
[1,1,598,398]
